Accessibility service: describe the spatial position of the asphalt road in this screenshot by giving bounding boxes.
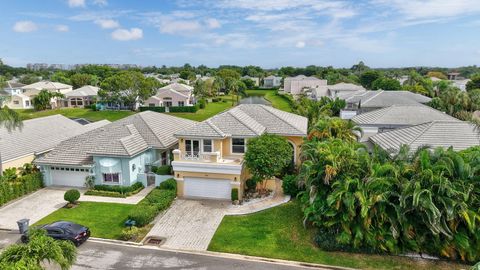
[74,241,320,270]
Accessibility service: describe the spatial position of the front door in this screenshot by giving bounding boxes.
[164,101,172,107]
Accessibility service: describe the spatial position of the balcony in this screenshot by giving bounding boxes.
[172,149,244,175]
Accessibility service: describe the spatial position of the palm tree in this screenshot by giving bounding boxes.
[0,104,23,174]
[0,229,76,269]
[307,117,361,142]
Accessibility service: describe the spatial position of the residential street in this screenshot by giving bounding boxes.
[73,241,320,270]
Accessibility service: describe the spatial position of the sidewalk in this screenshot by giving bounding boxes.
[79,185,154,204]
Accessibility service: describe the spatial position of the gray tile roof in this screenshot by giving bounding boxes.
[0,115,109,163]
[344,90,431,108]
[175,104,308,138]
[159,83,193,96]
[370,120,480,154]
[352,105,459,126]
[328,82,365,91]
[65,85,99,97]
[35,111,196,166]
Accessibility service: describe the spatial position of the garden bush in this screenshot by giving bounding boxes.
[139,106,166,113]
[120,226,140,241]
[128,188,176,227]
[168,105,199,113]
[158,178,176,191]
[198,99,206,109]
[84,190,126,198]
[282,174,300,197]
[231,188,238,201]
[0,172,43,207]
[151,165,172,175]
[64,189,80,204]
[92,182,143,195]
[245,178,257,191]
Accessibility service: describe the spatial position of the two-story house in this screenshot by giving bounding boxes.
[171,104,308,200]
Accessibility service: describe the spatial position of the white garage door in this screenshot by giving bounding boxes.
[51,168,89,187]
[184,177,231,200]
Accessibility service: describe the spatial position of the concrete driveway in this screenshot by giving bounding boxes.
[0,188,67,230]
[146,199,228,251]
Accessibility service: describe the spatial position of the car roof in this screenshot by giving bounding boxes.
[46,221,83,231]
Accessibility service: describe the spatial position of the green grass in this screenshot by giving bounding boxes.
[16,108,135,122]
[34,202,135,239]
[167,95,236,121]
[208,201,467,270]
[245,89,293,112]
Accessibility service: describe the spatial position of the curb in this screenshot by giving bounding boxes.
[87,238,357,270]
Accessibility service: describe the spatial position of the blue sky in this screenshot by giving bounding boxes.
[1,0,480,68]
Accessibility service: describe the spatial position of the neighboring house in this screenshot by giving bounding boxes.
[263,75,282,88]
[5,93,33,109]
[397,75,409,85]
[283,75,327,96]
[352,105,460,142]
[339,90,431,119]
[144,83,194,107]
[35,111,196,187]
[241,75,260,87]
[311,82,365,99]
[172,104,308,200]
[64,85,99,108]
[21,81,73,109]
[3,81,25,95]
[0,115,109,173]
[370,120,480,154]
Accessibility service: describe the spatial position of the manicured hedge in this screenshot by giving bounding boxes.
[168,105,199,113]
[158,178,176,190]
[87,182,144,197]
[151,165,171,175]
[139,106,166,112]
[84,190,127,198]
[0,172,44,207]
[127,178,176,227]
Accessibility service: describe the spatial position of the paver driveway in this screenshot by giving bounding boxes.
[0,188,67,230]
[146,199,228,251]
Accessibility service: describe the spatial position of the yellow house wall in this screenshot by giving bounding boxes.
[1,154,35,172]
[285,136,304,166]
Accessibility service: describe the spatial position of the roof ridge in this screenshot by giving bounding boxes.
[138,112,166,148]
[408,121,436,145]
[259,105,305,135]
[228,107,265,135]
[205,119,227,137]
[362,90,383,105]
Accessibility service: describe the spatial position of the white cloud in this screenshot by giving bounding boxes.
[55,25,70,32]
[295,41,306,48]
[160,19,201,34]
[13,21,38,33]
[111,28,143,41]
[68,0,86,8]
[93,0,108,6]
[95,19,119,29]
[69,10,131,21]
[206,18,221,29]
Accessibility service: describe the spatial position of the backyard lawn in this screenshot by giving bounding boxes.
[167,95,236,121]
[245,89,293,112]
[34,202,135,240]
[208,201,468,270]
[17,108,135,122]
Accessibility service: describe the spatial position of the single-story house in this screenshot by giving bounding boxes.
[241,75,260,87]
[263,75,282,88]
[340,90,431,119]
[369,120,480,154]
[327,83,366,98]
[21,81,73,109]
[172,104,308,200]
[283,75,327,96]
[0,115,109,173]
[352,105,460,142]
[35,111,196,187]
[144,82,194,107]
[64,85,99,108]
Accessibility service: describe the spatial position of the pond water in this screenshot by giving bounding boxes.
[239,96,271,105]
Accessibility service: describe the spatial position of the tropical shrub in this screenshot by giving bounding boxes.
[84,175,95,189]
[0,172,43,207]
[299,137,480,262]
[231,188,239,201]
[245,178,257,191]
[198,99,206,109]
[282,174,300,197]
[158,178,176,191]
[64,189,80,204]
[152,165,172,175]
[120,226,140,241]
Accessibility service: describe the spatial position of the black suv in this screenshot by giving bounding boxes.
[22,221,90,246]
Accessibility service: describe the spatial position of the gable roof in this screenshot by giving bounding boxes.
[65,85,99,97]
[0,115,109,163]
[370,120,480,154]
[155,87,189,98]
[343,90,431,108]
[159,83,193,95]
[4,81,25,89]
[352,105,459,126]
[175,104,307,138]
[21,81,72,91]
[35,111,196,166]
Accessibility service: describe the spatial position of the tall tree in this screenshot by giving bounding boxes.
[359,70,381,89]
[70,73,98,88]
[32,90,64,111]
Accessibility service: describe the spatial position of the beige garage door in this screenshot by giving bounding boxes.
[184,177,231,200]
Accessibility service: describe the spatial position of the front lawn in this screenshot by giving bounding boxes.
[208,201,467,270]
[17,108,135,122]
[246,89,293,112]
[34,202,135,239]
[167,95,236,121]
